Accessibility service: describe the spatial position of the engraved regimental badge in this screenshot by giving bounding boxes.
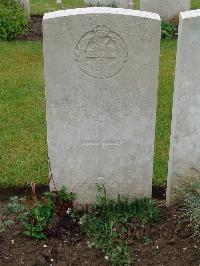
[75,25,128,79]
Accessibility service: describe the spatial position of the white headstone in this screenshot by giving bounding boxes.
[84,0,133,9]
[17,0,30,20]
[140,0,191,21]
[167,10,200,206]
[56,0,62,4]
[43,8,161,204]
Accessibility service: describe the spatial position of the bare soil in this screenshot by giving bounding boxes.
[16,16,43,41]
[0,200,199,266]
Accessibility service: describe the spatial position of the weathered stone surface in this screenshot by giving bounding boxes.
[43,7,161,204]
[17,0,30,20]
[84,0,133,9]
[140,0,191,21]
[167,10,200,206]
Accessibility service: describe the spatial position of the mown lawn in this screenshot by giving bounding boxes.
[154,40,176,186]
[30,0,138,15]
[135,0,200,10]
[31,0,83,15]
[0,40,176,188]
[191,0,200,9]
[30,0,200,15]
[0,42,48,187]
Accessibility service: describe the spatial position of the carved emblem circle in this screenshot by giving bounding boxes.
[75,25,128,79]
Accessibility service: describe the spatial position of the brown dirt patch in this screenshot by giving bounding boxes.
[0,185,166,201]
[16,15,43,41]
[128,202,200,265]
[0,200,199,265]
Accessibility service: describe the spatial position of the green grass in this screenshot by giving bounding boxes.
[0,41,48,187]
[79,185,159,265]
[154,40,176,186]
[31,0,83,15]
[30,0,200,15]
[134,0,140,9]
[191,0,200,9]
[0,40,176,188]
[134,0,200,10]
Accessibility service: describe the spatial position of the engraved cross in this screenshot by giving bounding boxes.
[82,118,120,179]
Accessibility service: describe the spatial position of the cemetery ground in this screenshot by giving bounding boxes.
[0,1,200,266]
[1,35,199,266]
[0,186,199,265]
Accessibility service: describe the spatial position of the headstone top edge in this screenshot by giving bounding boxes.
[43,7,161,21]
[180,9,200,20]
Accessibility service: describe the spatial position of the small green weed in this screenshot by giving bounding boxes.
[95,185,159,224]
[0,196,26,232]
[20,187,77,239]
[161,21,176,39]
[82,215,131,265]
[0,0,28,40]
[0,187,76,238]
[0,219,15,233]
[56,186,77,216]
[178,177,200,240]
[21,192,54,239]
[5,196,26,215]
[58,186,76,202]
[143,236,151,246]
[80,185,159,265]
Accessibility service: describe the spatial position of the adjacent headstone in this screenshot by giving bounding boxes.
[56,0,62,4]
[140,0,191,21]
[84,0,133,9]
[167,10,200,206]
[17,0,30,20]
[43,7,161,204]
